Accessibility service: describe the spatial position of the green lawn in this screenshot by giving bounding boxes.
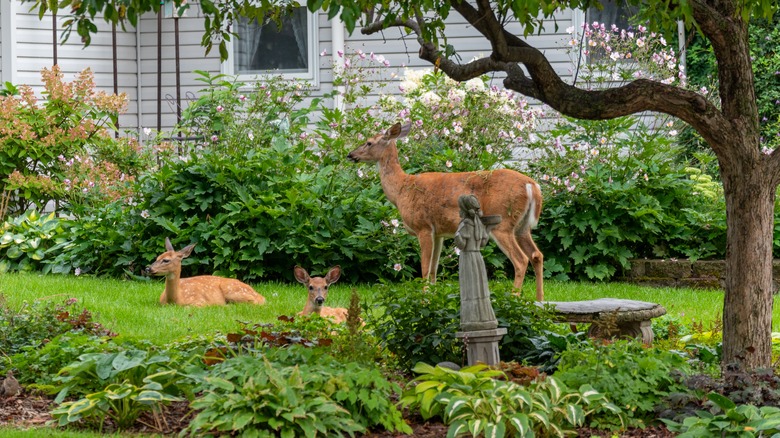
[3,271,780,343]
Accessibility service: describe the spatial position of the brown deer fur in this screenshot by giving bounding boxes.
[145,238,266,306]
[347,121,544,300]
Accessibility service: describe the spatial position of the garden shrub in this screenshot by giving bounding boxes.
[0,67,148,216]
[0,209,70,273]
[526,116,727,281]
[186,347,411,436]
[0,296,114,357]
[553,340,692,428]
[367,279,558,371]
[400,362,625,437]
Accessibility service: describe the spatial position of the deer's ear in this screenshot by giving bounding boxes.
[293,266,310,284]
[165,237,175,252]
[179,243,196,258]
[397,122,412,139]
[384,122,402,139]
[325,265,341,285]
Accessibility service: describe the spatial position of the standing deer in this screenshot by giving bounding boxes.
[348,121,544,300]
[294,265,349,323]
[145,237,267,306]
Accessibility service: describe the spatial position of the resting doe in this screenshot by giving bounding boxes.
[145,237,267,307]
[294,265,349,323]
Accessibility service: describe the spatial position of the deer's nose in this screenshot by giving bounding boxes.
[347,152,359,162]
[315,296,325,305]
[143,266,152,274]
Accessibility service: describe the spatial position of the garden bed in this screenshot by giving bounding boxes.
[1,391,676,437]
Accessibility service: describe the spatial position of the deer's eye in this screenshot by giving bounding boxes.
[162,259,170,264]
[309,286,314,291]
[366,141,373,147]
[324,286,328,290]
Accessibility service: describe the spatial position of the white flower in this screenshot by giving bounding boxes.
[454,248,461,256]
[357,169,364,178]
[670,130,678,136]
[448,88,466,103]
[446,160,453,168]
[420,91,442,105]
[75,267,81,276]
[391,219,400,227]
[140,210,150,218]
[320,49,327,56]
[248,131,254,141]
[566,26,575,34]
[465,78,485,92]
[393,263,402,271]
[143,127,152,136]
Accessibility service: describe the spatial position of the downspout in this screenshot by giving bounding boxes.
[1,0,17,85]
[52,9,57,65]
[136,18,143,138]
[331,16,346,113]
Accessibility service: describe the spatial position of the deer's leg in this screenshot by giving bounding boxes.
[517,232,544,301]
[490,229,530,296]
[430,235,445,281]
[417,229,437,283]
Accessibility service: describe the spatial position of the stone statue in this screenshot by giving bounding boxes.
[454,194,501,332]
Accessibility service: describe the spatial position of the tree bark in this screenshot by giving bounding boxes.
[721,157,776,370]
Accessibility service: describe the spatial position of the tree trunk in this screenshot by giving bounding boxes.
[721,158,776,370]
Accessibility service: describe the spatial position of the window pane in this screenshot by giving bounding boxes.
[585,0,640,62]
[234,8,309,74]
[586,0,639,31]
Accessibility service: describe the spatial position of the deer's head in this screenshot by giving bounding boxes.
[145,237,195,277]
[347,122,411,163]
[294,265,341,311]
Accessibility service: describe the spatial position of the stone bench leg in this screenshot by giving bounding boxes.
[586,319,655,345]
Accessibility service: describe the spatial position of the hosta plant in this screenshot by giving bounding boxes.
[50,371,183,430]
[661,392,780,437]
[400,362,625,437]
[0,209,69,273]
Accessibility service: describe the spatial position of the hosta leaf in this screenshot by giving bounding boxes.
[484,421,506,438]
[447,420,468,438]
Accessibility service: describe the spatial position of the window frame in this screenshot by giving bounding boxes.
[222,8,320,87]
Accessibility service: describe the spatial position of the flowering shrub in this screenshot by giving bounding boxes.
[0,67,149,216]
[376,68,542,173]
[564,21,686,88]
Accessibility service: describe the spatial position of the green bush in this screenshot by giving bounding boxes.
[367,279,557,371]
[186,347,411,436]
[553,340,691,428]
[662,392,780,437]
[400,362,625,437]
[0,209,70,273]
[527,116,726,281]
[0,296,113,357]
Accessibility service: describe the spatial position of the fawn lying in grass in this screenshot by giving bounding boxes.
[145,237,267,307]
[294,265,349,323]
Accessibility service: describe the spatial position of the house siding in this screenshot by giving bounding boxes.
[6,1,139,132]
[2,2,582,135]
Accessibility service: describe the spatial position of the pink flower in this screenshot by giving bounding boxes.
[393,263,402,271]
[216,105,224,112]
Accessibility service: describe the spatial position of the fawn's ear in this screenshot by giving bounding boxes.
[293,266,310,284]
[384,122,403,140]
[325,266,341,285]
[165,237,175,252]
[178,243,196,258]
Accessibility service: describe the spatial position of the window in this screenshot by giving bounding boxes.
[225,8,319,84]
[584,0,640,63]
[586,0,639,32]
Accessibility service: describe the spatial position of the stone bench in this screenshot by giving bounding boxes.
[539,298,667,345]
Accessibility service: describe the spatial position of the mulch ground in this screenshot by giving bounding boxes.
[0,391,674,437]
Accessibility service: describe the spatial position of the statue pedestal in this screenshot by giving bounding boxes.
[456,327,507,366]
